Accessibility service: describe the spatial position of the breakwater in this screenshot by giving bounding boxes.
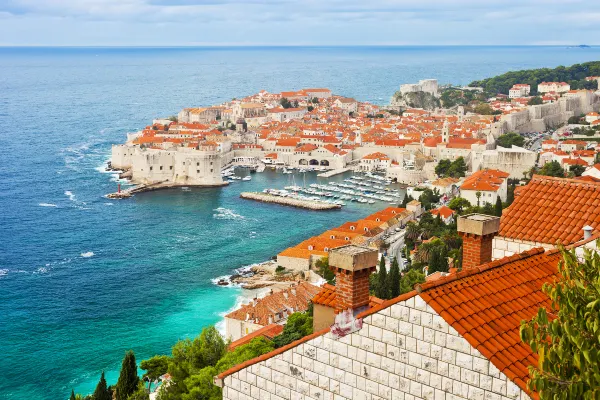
[240,192,341,210]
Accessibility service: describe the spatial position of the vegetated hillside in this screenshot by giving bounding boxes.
[469,61,600,95]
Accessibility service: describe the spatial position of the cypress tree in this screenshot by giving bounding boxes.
[115,350,139,400]
[70,389,76,400]
[494,196,503,217]
[92,371,111,400]
[389,257,401,298]
[376,256,388,299]
[429,247,441,274]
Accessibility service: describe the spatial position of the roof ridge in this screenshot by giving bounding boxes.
[415,247,546,293]
[531,174,600,187]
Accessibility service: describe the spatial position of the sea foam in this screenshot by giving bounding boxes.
[80,252,95,258]
[212,207,245,220]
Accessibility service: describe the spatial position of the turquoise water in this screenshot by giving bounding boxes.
[1,46,600,399]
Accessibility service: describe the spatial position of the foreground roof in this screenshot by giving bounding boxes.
[217,246,569,399]
[418,247,559,395]
[499,175,600,244]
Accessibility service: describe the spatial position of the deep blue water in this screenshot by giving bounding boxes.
[1,46,599,400]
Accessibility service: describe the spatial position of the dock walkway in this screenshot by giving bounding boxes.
[317,167,351,178]
[240,192,341,210]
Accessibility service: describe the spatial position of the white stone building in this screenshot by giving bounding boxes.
[459,169,509,206]
[537,82,570,93]
[399,79,439,97]
[508,84,530,99]
[334,98,358,113]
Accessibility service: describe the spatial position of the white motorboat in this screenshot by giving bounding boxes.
[242,176,252,181]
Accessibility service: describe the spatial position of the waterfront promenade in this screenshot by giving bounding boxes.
[240,192,341,210]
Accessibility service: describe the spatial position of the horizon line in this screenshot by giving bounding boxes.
[0,44,597,49]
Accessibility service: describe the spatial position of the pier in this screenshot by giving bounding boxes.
[317,167,352,178]
[106,181,228,199]
[240,192,341,210]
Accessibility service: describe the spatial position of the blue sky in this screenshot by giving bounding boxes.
[0,0,598,46]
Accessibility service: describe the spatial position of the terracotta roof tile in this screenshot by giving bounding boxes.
[499,175,600,244]
[417,247,560,397]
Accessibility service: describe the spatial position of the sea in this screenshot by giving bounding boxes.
[1,46,599,399]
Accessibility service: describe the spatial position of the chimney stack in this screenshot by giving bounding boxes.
[583,225,594,240]
[329,245,378,314]
[457,214,500,269]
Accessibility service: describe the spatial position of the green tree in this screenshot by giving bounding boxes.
[400,194,414,208]
[569,164,585,177]
[494,197,503,217]
[115,351,139,400]
[127,383,149,400]
[92,371,111,400]
[527,96,543,105]
[505,183,516,207]
[140,355,169,389]
[475,191,482,207]
[520,245,600,399]
[435,159,451,177]
[70,390,77,400]
[420,188,442,211]
[280,97,292,109]
[448,197,471,214]
[539,160,565,178]
[376,257,389,299]
[315,257,335,285]
[215,337,275,373]
[389,257,401,298]
[399,269,426,294]
[474,103,493,115]
[181,367,221,400]
[496,132,525,148]
[273,312,313,348]
[307,105,314,112]
[447,157,467,178]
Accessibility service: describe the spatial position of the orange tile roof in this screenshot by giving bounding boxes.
[225,282,321,325]
[461,169,509,192]
[363,152,390,160]
[228,324,284,350]
[430,205,455,219]
[418,247,559,397]
[499,175,600,244]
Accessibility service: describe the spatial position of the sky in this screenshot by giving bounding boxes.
[0,0,599,46]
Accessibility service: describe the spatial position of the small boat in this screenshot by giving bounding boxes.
[242,176,252,181]
[368,200,375,204]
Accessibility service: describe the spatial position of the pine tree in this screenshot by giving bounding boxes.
[376,256,388,299]
[494,196,503,217]
[115,350,139,400]
[92,371,111,400]
[389,257,401,298]
[70,389,76,400]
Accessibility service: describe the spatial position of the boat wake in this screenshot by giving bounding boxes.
[212,207,246,220]
[80,252,95,258]
[39,203,58,207]
[0,269,8,278]
[65,191,76,201]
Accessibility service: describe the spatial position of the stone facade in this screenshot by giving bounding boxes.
[492,237,553,260]
[218,295,531,400]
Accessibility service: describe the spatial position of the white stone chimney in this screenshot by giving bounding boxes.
[268,314,273,324]
[283,290,289,299]
[291,286,296,296]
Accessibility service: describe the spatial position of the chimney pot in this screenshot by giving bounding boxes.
[283,291,289,299]
[583,225,594,240]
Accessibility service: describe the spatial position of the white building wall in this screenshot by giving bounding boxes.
[220,295,531,400]
[492,237,554,260]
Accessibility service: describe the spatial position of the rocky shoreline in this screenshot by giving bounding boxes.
[215,260,306,290]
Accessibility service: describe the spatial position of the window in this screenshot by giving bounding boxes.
[149,166,153,171]
[210,169,213,172]
[170,166,173,170]
[159,166,163,171]
[210,162,213,165]
[197,170,200,173]
[197,162,200,166]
